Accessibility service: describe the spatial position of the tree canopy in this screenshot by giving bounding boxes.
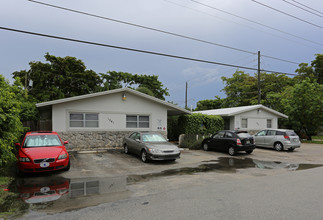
[12,53,169,102]
[281,78,323,140]
[296,54,323,84]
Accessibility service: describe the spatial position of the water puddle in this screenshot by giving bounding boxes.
[128,157,323,183]
[6,175,131,215]
[4,157,323,216]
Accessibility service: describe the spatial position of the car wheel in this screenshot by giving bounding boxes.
[246,150,253,154]
[228,147,236,156]
[274,142,283,151]
[288,148,295,152]
[124,144,129,154]
[141,150,148,163]
[203,143,209,151]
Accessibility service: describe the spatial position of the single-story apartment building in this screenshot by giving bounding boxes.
[195,105,288,133]
[36,88,190,150]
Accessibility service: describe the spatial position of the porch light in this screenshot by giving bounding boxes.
[122,93,127,101]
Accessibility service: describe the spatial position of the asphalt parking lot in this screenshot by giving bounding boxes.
[13,142,323,217]
[63,143,323,179]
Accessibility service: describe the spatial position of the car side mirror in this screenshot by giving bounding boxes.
[15,143,21,147]
[135,138,141,142]
[64,141,69,145]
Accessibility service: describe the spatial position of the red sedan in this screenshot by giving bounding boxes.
[16,131,70,174]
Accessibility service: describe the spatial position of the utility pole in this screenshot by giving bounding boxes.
[185,81,188,109]
[258,51,261,104]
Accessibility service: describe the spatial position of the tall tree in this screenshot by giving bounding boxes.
[0,75,25,165]
[100,71,169,100]
[296,54,323,84]
[221,71,258,107]
[281,78,323,140]
[12,53,102,102]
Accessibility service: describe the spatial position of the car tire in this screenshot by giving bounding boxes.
[141,150,148,163]
[245,150,253,154]
[274,142,283,151]
[124,144,129,154]
[228,147,236,156]
[203,143,209,151]
[288,148,295,152]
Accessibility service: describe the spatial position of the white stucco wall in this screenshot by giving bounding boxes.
[232,109,278,130]
[52,92,168,132]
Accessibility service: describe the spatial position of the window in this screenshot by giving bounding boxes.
[267,119,272,128]
[225,132,233,138]
[266,130,276,136]
[126,115,149,128]
[241,118,248,128]
[70,113,99,128]
[213,131,225,138]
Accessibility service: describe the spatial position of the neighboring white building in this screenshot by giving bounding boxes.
[36,88,190,149]
[195,105,288,132]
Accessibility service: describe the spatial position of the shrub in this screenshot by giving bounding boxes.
[178,113,223,135]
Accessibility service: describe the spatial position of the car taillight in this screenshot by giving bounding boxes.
[237,139,242,146]
[284,135,290,140]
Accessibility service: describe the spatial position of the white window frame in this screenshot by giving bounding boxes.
[69,113,99,128]
[267,119,272,128]
[241,118,248,128]
[126,115,150,128]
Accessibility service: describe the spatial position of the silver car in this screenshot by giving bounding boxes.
[122,132,181,162]
[254,129,301,151]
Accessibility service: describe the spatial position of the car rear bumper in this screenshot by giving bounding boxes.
[147,153,181,161]
[235,145,256,152]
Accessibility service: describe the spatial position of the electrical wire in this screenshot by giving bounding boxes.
[1,26,306,78]
[290,0,323,15]
[189,0,323,47]
[251,0,323,29]
[282,0,323,19]
[28,0,300,65]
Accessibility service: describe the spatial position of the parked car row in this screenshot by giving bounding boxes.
[15,128,301,175]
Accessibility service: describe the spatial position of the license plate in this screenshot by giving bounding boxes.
[40,162,50,168]
[246,140,250,144]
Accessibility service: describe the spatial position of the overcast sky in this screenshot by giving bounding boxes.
[1,0,322,108]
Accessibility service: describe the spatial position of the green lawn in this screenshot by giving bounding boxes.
[301,136,323,144]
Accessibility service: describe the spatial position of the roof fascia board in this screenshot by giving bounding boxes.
[36,88,190,114]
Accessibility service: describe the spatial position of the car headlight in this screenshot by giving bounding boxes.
[19,157,30,162]
[58,153,67,160]
[149,148,162,154]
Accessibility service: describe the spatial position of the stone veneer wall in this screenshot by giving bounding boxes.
[58,131,167,151]
[58,131,133,151]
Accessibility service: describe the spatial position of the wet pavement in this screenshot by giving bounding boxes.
[7,155,323,217]
[2,143,323,218]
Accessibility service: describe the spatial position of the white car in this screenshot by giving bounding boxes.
[254,129,301,151]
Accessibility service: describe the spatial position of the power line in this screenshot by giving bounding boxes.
[251,0,323,29]
[28,0,300,65]
[282,0,323,19]
[290,0,323,15]
[0,26,305,77]
[190,0,323,47]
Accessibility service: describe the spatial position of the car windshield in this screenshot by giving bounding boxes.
[23,135,62,148]
[142,134,167,142]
